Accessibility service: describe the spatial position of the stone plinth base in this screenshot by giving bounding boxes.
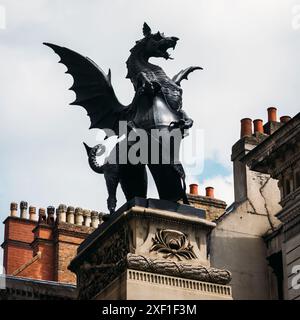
[69,198,232,300]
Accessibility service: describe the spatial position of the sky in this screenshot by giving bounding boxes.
[0,0,300,264]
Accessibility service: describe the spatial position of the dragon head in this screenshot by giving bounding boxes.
[131,23,179,60]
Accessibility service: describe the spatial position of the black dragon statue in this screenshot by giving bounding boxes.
[44,23,202,214]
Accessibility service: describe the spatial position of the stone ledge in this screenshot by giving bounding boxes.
[96,269,232,300]
[127,269,232,297]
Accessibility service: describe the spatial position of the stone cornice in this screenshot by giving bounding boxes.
[30,238,54,248]
[2,216,37,226]
[1,239,32,250]
[130,206,216,228]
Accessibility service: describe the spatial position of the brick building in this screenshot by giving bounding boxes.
[0,204,102,299]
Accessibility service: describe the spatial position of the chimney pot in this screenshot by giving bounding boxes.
[91,211,100,228]
[253,119,264,134]
[47,206,55,214]
[83,210,92,227]
[99,212,105,225]
[20,201,28,210]
[189,184,199,195]
[59,204,67,211]
[10,202,18,217]
[206,187,215,198]
[29,206,37,221]
[20,201,28,219]
[47,206,55,225]
[57,204,67,223]
[66,206,75,224]
[280,116,291,124]
[240,118,253,138]
[75,208,84,226]
[268,107,277,122]
[38,208,47,223]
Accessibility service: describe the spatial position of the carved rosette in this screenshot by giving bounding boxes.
[150,229,197,260]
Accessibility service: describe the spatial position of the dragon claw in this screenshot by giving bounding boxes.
[169,119,191,130]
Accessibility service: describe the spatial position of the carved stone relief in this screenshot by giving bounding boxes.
[150,229,197,260]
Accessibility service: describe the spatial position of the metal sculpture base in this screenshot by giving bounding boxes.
[69,198,232,300]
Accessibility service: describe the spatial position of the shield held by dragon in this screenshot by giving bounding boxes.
[44,23,202,214]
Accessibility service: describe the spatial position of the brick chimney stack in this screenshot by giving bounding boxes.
[3,202,37,275]
[233,116,264,203]
[2,201,102,285]
[232,107,287,204]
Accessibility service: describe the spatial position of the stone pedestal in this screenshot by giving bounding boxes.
[69,198,232,300]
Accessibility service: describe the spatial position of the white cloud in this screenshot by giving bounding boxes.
[201,174,234,206]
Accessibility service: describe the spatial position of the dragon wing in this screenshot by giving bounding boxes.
[172,66,203,86]
[44,42,126,130]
